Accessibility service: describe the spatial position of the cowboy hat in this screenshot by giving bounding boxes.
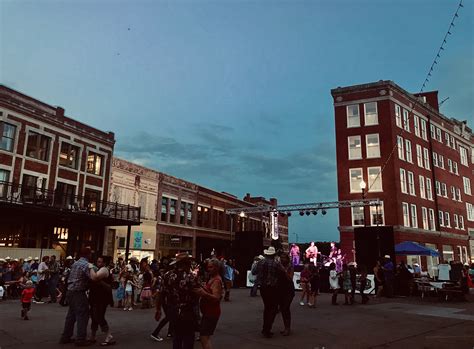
[169,252,193,265]
[26,256,33,261]
[384,255,391,259]
[66,256,73,260]
[129,256,139,262]
[263,246,276,256]
[5,256,11,260]
[348,262,357,267]
[34,257,39,261]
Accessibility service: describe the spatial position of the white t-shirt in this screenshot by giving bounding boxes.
[437,264,451,281]
[38,262,49,281]
[125,280,133,292]
[329,270,340,289]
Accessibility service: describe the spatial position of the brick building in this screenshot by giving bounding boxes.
[0,85,140,259]
[331,80,473,272]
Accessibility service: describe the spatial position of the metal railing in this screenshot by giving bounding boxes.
[0,180,140,223]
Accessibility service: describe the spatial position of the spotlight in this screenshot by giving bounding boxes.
[287,212,292,217]
[299,211,304,216]
[305,211,311,216]
[312,210,317,215]
[322,209,327,215]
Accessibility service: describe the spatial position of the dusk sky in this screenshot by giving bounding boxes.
[1,0,472,243]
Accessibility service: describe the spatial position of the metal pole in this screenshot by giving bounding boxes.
[125,225,131,263]
[229,215,233,258]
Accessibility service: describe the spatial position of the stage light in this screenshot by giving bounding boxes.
[287,212,292,217]
[322,209,327,215]
[305,211,311,216]
[299,211,304,216]
[312,210,317,215]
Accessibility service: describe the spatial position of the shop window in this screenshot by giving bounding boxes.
[59,142,80,169]
[161,197,169,222]
[87,152,103,175]
[26,131,51,161]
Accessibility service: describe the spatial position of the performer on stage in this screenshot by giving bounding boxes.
[329,242,338,260]
[289,244,300,267]
[335,249,344,273]
[305,242,318,267]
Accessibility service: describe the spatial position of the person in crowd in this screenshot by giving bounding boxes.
[23,257,32,274]
[21,280,35,320]
[150,269,172,342]
[382,255,395,298]
[89,256,115,346]
[249,255,263,297]
[412,260,421,277]
[155,252,201,349]
[123,268,137,311]
[373,260,384,298]
[198,258,224,349]
[358,265,369,304]
[48,255,60,303]
[278,254,294,336]
[329,263,340,305]
[223,259,236,302]
[342,264,352,305]
[59,256,74,306]
[252,246,286,338]
[35,255,49,303]
[289,244,300,267]
[396,261,413,297]
[308,266,320,308]
[31,257,39,272]
[299,263,311,306]
[140,259,153,309]
[59,247,94,346]
[348,262,357,304]
[305,242,318,266]
[127,256,140,306]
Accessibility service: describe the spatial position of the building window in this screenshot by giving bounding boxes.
[451,186,456,201]
[55,182,76,208]
[161,197,169,222]
[397,136,405,160]
[349,168,363,193]
[467,203,474,221]
[348,136,362,159]
[439,155,444,169]
[450,135,455,149]
[416,145,423,168]
[421,207,429,230]
[351,206,364,226]
[444,212,450,227]
[87,152,103,176]
[0,169,10,198]
[459,215,464,229]
[410,204,418,228]
[395,104,402,128]
[454,214,459,229]
[414,115,420,137]
[419,175,426,199]
[364,102,378,126]
[438,210,444,226]
[403,109,410,131]
[453,162,458,175]
[0,122,16,152]
[59,142,80,169]
[433,152,438,167]
[400,169,407,194]
[435,181,441,196]
[441,183,447,197]
[402,202,410,227]
[428,209,435,230]
[442,245,454,262]
[463,177,472,195]
[347,105,360,128]
[448,159,453,172]
[26,131,51,161]
[460,146,468,166]
[445,132,450,146]
[367,167,382,192]
[420,119,427,140]
[436,128,442,142]
[405,139,412,163]
[366,134,380,158]
[456,188,461,201]
[169,199,177,223]
[423,148,430,170]
[180,202,186,224]
[426,178,433,200]
[21,174,46,201]
[430,124,436,139]
[408,171,415,195]
[84,189,100,212]
[370,202,384,225]
[186,203,193,225]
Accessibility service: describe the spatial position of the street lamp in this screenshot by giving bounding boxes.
[360,180,367,226]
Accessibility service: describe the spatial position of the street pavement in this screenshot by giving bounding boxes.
[1,289,473,349]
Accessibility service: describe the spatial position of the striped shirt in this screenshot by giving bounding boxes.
[67,257,90,291]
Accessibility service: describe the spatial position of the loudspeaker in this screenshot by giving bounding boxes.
[354,226,394,271]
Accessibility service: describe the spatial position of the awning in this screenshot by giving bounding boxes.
[395,241,439,257]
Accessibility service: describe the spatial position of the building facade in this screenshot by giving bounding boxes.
[332,80,473,271]
[0,85,140,258]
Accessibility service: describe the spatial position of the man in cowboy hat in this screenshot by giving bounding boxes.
[252,246,286,338]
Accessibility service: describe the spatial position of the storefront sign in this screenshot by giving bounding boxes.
[133,231,143,249]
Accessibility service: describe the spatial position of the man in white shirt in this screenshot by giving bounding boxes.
[35,256,49,303]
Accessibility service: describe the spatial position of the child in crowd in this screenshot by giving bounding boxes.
[308,266,320,308]
[21,280,35,320]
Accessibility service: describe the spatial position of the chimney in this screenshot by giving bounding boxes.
[270,198,277,206]
[56,106,65,118]
[414,91,439,112]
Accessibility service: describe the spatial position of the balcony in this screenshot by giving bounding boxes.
[0,180,141,225]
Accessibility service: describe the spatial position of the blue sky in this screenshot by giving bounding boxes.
[1,0,472,242]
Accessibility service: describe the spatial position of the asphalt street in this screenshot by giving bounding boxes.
[1,289,473,349]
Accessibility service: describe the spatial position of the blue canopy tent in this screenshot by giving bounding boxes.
[395,241,439,257]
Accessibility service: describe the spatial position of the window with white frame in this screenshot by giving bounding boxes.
[445,132,450,146]
[402,202,410,227]
[428,209,435,230]
[419,175,426,199]
[370,202,384,226]
[425,243,440,277]
[442,245,454,262]
[460,146,468,166]
[445,212,451,227]
[463,177,472,195]
[451,186,456,201]
[441,183,447,197]
[430,124,436,139]
[348,136,362,160]
[456,188,461,201]
[459,215,464,229]
[426,178,433,200]
[457,246,463,263]
[0,122,17,152]
[423,148,430,169]
[405,139,412,163]
[403,109,410,131]
[448,159,453,172]
[366,134,380,158]
[351,206,365,226]
[395,104,402,127]
[438,210,444,226]
[347,105,360,128]
[462,246,468,263]
[364,102,378,126]
[454,214,459,229]
[416,145,423,167]
[397,136,405,160]
[400,169,407,193]
[422,207,429,230]
[450,135,455,149]
[420,119,427,140]
[410,204,418,228]
[466,203,474,221]
[349,168,363,193]
[436,128,442,142]
[433,152,438,167]
[453,162,458,175]
[408,171,415,195]
[435,181,441,196]
[414,115,420,137]
[368,167,382,192]
[439,155,444,169]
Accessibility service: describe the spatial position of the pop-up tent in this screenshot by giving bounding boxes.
[394,241,439,257]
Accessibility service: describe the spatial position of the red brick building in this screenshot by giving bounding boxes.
[332,80,473,272]
[0,85,139,258]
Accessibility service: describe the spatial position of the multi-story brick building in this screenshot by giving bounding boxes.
[332,80,473,272]
[0,85,140,258]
